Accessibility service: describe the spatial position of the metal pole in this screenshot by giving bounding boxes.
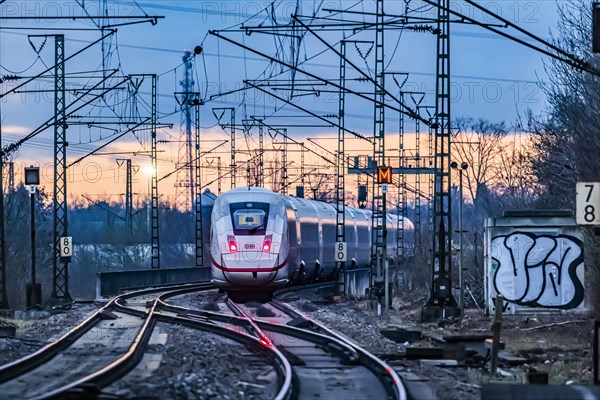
[51,34,71,304]
[0,101,7,309]
[194,97,204,268]
[150,74,160,269]
[459,170,464,317]
[125,160,132,236]
[458,169,465,317]
[336,41,347,296]
[30,191,37,309]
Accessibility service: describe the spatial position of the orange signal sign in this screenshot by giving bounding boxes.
[377,167,393,184]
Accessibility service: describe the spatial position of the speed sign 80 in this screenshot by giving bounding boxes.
[335,242,347,262]
[60,236,73,258]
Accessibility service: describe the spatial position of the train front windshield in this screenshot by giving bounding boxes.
[230,202,270,235]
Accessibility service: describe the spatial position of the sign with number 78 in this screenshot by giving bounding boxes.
[576,182,600,225]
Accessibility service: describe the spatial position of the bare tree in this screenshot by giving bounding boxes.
[452,117,509,203]
[528,0,600,316]
[494,134,538,209]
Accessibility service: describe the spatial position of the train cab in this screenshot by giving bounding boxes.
[210,187,290,298]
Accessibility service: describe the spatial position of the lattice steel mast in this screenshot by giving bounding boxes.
[193,95,204,268]
[0,104,7,309]
[370,0,387,312]
[336,40,347,295]
[175,51,194,211]
[125,159,132,235]
[51,34,71,304]
[423,0,459,320]
[150,75,160,269]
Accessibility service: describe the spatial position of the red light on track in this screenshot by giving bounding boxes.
[259,336,273,348]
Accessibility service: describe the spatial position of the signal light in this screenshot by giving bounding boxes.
[227,235,238,253]
[262,235,272,252]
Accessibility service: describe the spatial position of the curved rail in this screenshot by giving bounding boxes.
[270,300,407,400]
[0,282,212,383]
[2,282,292,400]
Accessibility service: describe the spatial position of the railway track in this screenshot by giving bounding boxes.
[159,283,407,399]
[0,283,291,400]
[0,281,406,399]
[226,297,406,400]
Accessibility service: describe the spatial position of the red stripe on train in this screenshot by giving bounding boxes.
[211,258,288,273]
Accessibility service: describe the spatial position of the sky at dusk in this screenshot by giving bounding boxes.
[0,0,564,204]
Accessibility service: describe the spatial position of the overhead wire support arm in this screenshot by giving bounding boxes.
[68,117,151,167]
[157,141,228,183]
[3,70,124,156]
[419,0,598,76]
[245,81,368,143]
[319,8,506,28]
[208,30,429,127]
[0,15,164,21]
[0,31,116,100]
[290,15,426,127]
[251,118,337,168]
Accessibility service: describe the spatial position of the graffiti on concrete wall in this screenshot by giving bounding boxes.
[490,232,584,310]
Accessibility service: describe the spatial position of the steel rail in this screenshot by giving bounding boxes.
[0,282,210,383]
[271,300,407,400]
[37,298,161,399]
[7,281,291,399]
[38,286,293,400]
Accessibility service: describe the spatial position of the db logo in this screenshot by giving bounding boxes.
[244,244,256,249]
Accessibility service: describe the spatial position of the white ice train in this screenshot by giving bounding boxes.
[210,187,414,299]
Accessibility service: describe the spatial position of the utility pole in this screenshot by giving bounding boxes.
[150,74,160,269]
[8,162,14,193]
[212,108,236,190]
[193,95,204,268]
[116,158,133,235]
[336,40,347,296]
[370,0,387,316]
[126,160,133,236]
[217,157,222,194]
[51,34,72,305]
[0,102,7,309]
[258,120,265,187]
[122,159,133,236]
[281,129,288,195]
[175,51,194,211]
[131,74,160,269]
[422,0,459,321]
[230,110,236,190]
[397,92,407,283]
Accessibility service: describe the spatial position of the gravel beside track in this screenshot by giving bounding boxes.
[0,303,101,365]
[167,290,231,314]
[104,322,278,400]
[286,296,406,354]
[284,294,479,400]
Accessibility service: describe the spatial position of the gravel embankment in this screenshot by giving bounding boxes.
[104,322,278,399]
[0,303,101,365]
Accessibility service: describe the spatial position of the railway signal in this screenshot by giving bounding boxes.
[25,166,41,309]
[377,166,393,184]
